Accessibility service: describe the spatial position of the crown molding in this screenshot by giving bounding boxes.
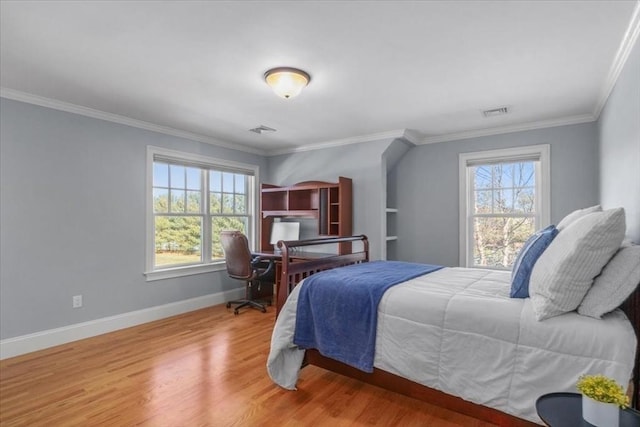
[593,0,640,118]
[0,87,601,155]
[0,88,267,156]
[1,87,416,157]
[399,129,422,145]
[266,128,416,157]
[419,114,596,145]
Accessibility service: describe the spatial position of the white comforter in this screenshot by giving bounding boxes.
[267,267,637,423]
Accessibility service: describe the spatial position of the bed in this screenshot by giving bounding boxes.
[267,235,640,426]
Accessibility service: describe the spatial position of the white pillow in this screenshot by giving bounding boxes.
[556,205,602,230]
[529,208,626,321]
[578,245,640,319]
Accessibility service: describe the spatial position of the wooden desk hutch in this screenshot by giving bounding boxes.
[260,177,353,254]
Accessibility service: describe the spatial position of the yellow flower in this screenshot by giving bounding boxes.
[576,374,629,408]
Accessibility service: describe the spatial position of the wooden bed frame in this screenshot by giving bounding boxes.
[274,235,640,426]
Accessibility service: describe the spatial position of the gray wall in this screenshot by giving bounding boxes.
[4,42,635,341]
[267,139,395,260]
[391,122,600,266]
[599,38,640,243]
[0,98,267,340]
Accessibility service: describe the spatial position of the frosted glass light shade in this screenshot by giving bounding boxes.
[264,67,310,99]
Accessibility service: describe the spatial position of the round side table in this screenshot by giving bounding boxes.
[536,392,640,427]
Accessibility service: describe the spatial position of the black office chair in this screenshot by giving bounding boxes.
[220,230,275,315]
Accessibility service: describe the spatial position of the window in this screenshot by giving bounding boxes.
[459,145,550,269]
[146,146,258,281]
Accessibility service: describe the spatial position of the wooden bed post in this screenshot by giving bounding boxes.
[621,285,640,408]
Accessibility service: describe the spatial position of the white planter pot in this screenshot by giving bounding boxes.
[582,394,620,427]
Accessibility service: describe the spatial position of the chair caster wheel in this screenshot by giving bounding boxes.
[261,308,267,313]
[226,302,231,308]
[234,310,239,315]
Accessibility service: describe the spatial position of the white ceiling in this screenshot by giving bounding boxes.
[1,1,639,155]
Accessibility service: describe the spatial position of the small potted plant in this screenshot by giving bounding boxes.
[576,374,629,427]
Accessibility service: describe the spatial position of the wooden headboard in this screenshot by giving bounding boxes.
[275,235,369,316]
[621,285,640,407]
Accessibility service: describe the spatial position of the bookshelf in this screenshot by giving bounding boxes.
[260,177,352,254]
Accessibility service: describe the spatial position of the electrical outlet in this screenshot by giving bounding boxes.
[72,295,83,308]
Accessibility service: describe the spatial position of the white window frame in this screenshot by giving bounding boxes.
[459,144,550,268]
[145,146,260,281]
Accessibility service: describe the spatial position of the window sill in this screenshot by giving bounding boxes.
[144,262,226,282]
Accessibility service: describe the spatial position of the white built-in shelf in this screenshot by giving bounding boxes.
[386,208,397,242]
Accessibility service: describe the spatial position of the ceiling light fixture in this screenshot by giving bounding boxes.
[264,67,311,99]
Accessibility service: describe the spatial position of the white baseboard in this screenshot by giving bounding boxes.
[0,288,244,360]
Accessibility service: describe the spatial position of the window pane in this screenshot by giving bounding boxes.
[515,162,535,187]
[474,190,492,214]
[222,193,234,214]
[235,195,246,214]
[494,188,514,213]
[472,216,534,268]
[222,172,234,192]
[210,171,222,192]
[154,216,202,267]
[474,166,492,189]
[153,163,169,187]
[170,165,185,188]
[497,163,515,188]
[153,188,169,213]
[212,216,248,260]
[210,192,222,213]
[186,167,201,190]
[170,190,186,213]
[234,174,246,194]
[186,191,201,213]
[514,187,535,213]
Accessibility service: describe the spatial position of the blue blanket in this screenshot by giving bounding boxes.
[293,260,442,372]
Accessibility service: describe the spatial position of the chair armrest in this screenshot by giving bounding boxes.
[251,256,275,280]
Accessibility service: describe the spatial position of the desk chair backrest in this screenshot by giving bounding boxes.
[220,231,254,280]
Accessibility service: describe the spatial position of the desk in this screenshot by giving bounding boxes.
[536,392,640,427]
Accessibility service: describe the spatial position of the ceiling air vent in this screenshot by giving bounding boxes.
[249,125,276,134]
[482,107,509,118]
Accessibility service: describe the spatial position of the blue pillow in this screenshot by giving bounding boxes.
[510,225,559,298]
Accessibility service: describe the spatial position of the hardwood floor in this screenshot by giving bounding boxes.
[0,304,497,426]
